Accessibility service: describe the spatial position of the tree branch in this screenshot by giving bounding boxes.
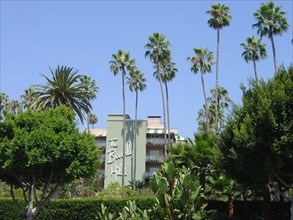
[10,184,26,217]
[273,172,293,189]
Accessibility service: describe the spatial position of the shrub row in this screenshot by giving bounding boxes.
[0,198,290,220]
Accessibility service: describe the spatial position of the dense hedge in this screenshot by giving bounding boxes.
[0,198,156,220]
[0,198,291,220]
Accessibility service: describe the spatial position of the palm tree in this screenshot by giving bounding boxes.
[88,114,98,128]
[253,2,288,74]
[207,4,232,129]
[21,87,37,111]
[241,36,267,82]
[207,86,233,129]
[187,48,214,131]
[80,75,99,132]
[32,66,92,124]
[127,69,146,190]
[161,58,178,147]
[109,50,135,186]
[7,99,22,115]
[0,92,9,122]
[145,32,171,155]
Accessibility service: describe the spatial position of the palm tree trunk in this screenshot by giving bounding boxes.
[253,57,258,83]
[165,82,171,147]
[215,28,220,130]
[133,90,138,190]
[270,34,278,75]
[157,61,167,155]
[201,72,209,131]
[122,70,126,186]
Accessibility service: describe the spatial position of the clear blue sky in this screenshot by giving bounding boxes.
[1,1,292,138]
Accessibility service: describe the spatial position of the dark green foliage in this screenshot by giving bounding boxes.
[220,65,293,188]
[0,198,290,220]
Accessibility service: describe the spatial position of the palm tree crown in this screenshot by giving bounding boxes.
[127,70,147,93]
[188,48,215,131]
[240,36,267,81]
[207,4,231,30]
[187,48,214,75]
[32,65,92,124]
[253,1,288,74]
[110,50,136,76]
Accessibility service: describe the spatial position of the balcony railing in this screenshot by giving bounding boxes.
[146,138,174,146]
[100,155,105,164]
[146,155,165,163]
[145,172,157,178]
[95,140,106,148]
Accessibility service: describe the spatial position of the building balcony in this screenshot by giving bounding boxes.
[145,172,156,179]
[100,155,105,164]
[146,138,174,146]
[146,155,165,163]
[95,140,106,148]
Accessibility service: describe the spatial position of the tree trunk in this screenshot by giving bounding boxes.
[215,28,220,130]
[201,72,209,131]
[228,194,234,219]
[157,61,167,155]
[165,82,171,147]
[122,69,126,186]
[270,33,278,75]
[263,182,271,220]
[27,184,34,220]
[133,90,138,190]
[253,57,258,83]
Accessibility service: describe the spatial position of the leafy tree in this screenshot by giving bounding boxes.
[109,50,136,186]
[187,48,214,130]
[240,36,267,82]
[0,106,100,220]
[145,32,171,154]
[253,1,289,74]
[220,65,293,220]
[31,66,94,124]
[207,3,232,128]
[127,69,147,189]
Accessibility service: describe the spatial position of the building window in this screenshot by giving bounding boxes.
[149,167,160,174]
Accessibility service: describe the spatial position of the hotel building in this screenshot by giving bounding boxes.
[90,114,185,188]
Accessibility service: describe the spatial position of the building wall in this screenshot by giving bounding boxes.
[104,115,147,187]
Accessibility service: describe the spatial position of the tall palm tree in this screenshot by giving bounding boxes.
[207,86,233,129]
[0,92,9,122]
[88,114,98,128]
[109,50,135,186]
[207,4,232,129]
[32,65,92,124]
[161,58,178,147]
[80,75,99,132]
[253,1,289,74]
[145,32,171,155]
[21,87,37,111]
[187,48,214,131]
[127,69,146,190]
[240,36,267,82]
